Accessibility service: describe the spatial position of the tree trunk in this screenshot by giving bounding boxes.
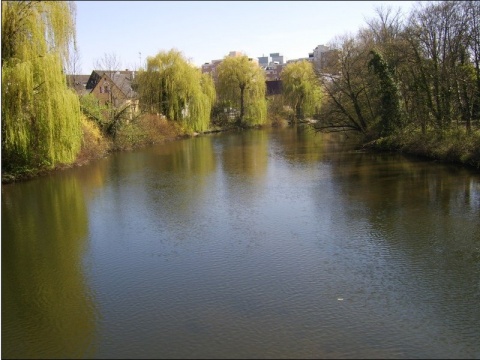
[239,84,245,125]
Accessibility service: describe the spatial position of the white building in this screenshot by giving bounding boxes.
[313,44,331,69]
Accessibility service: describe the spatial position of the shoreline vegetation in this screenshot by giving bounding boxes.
[2,114,479,185]
[2,1,480,185]
[363,129,480,170]
[0,114,265,184]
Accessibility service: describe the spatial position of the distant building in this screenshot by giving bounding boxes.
[258,52,284,68]
[201,59,223,78]
[264,62,285,81]
[258,55,269,68]
[201,51,259,80]
[312,45,341,74]
[312,44,330,70]
[228,51,243,58]
[284,45,340,72]
[270,53,284,65]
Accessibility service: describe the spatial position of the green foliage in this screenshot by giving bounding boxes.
[281,60,322,121]
[368,127,480,168]
[1,1,76,66]
[136,49,214,132]
[79,93,109,128]
[368,50,403,136]
[112,114,184,151]
[216,55,267,126]
[1,1,82,171]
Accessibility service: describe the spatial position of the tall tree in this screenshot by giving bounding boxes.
[368,50,403,136]
[281,60,322,122]
[461,0,480,131]
[405,1,472,131]
[136,49,215,132]
[315,34,377,135]
[2,1,82,170]
[215,55,267,126]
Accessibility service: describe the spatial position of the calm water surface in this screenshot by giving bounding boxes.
[2,127,480,359]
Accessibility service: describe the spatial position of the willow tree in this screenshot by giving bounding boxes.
[136,49,215,133]
[216,55,267,126]
[2,1,82,171]
[281,60,322,122]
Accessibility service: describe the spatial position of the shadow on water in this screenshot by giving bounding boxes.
[2,174,98,359]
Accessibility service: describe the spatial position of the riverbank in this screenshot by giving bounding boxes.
[1,115,264,184]
[1,115,185,184]
[362,128,480,170]
[3,120,479,184]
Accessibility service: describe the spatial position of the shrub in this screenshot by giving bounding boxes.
[75,116,111,165]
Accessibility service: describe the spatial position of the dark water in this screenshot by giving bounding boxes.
[2,127,480,359]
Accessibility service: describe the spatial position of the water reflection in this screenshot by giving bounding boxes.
[314,149,480,356]
[2,127,480,358]
[270,125,324,164]
[2,175,96,359]
[219,130,269,209]
[220,129,269,177]
[142,136,217,226]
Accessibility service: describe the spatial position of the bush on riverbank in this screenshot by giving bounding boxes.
[75,117,111,166]
[111,114,186,151]
[4,114,479,185]
[267,95,292,127]
[1,117,108,184]
[364,127,480,169]
[1,114,189,184]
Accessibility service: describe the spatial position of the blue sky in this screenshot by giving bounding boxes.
[75,1,416,74]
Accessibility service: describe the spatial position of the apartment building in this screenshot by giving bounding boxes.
[258,55,269,68]
[257,53,285,68]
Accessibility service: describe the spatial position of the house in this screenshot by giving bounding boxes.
[67,69,139,119]
[88,70,136,107]
[65,74,91,96]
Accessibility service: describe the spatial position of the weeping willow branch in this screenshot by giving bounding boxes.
[137,49,215,132]
[216,55,267,127]
[2,1,82,170]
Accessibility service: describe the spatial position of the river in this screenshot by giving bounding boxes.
[2,126,480,358]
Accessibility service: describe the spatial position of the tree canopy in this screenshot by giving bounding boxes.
[215,55,267,126]
[315,1,480,138]
[2,1,82,170]
[136,49,215,133]
[281,60,322,122]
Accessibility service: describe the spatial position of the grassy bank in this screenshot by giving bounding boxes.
[363,128,480,169]
[1,113,266,184]
[1,114,189,184]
